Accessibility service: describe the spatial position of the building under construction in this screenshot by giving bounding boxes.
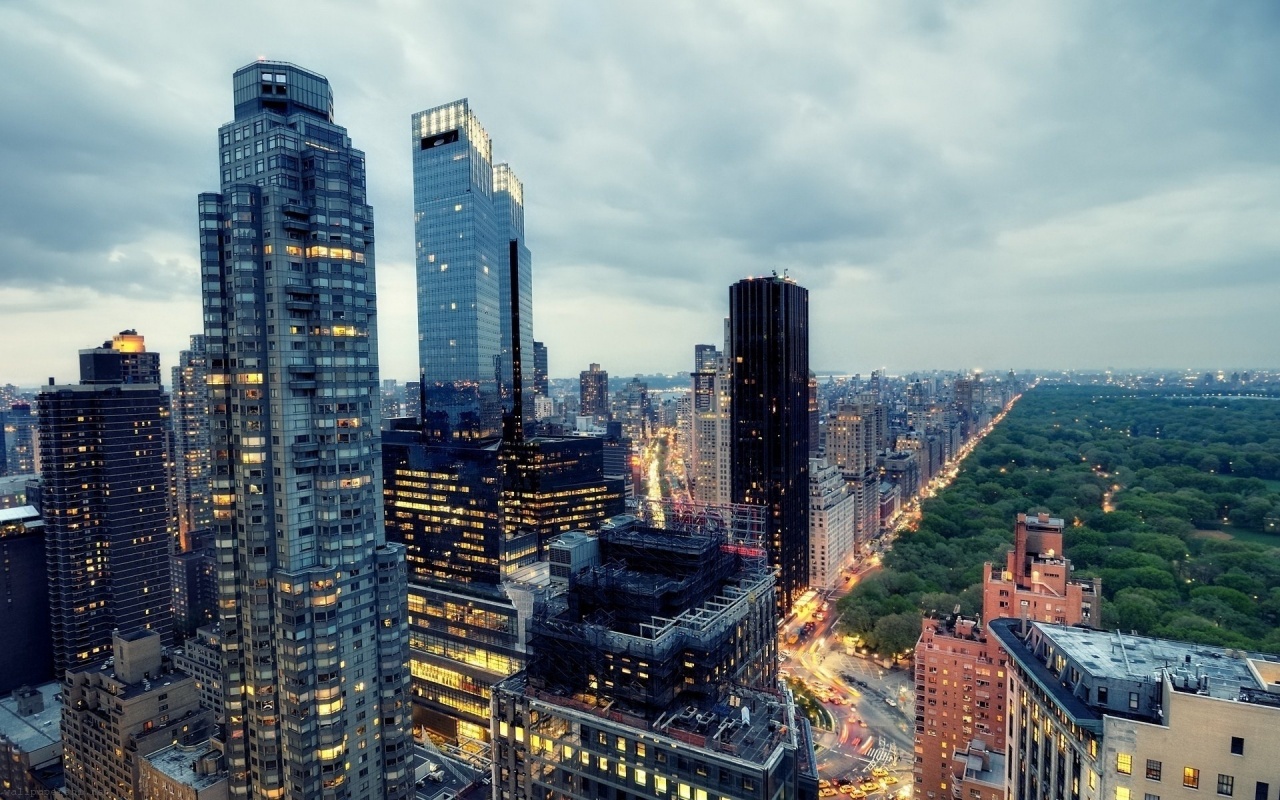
[527,515,777,717]
[492,513,817,800]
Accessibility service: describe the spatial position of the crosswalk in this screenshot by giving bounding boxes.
[865,744,899,767]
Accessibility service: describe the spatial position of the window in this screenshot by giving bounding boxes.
[1230,737,1244,756]
[1147,760,1162,781]
[1185,769,1200,790]
[1218,776,1234,797]
[1145,794,1160,800]
[1118,754,1133,775]
[1118,789,1132,800]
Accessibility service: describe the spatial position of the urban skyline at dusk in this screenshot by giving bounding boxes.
[3,1,1279,386]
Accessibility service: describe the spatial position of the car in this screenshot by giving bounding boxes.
[884,776,899,785]
[861,782,881,793]
[849,789,866,799]
[820,788,838,797]
[871,768,888,779]
[819,780,832,789]
[839,784,858,794]
[884,698,897,707]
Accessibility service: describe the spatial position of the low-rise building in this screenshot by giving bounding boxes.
[62,629,214,800]
[138,741,228,800]
[992,619,1280,800]
[0,682,64,795]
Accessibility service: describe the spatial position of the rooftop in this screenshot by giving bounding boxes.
[1034,622,1266,701]
[0,504,41,526]
[0,683,63,754]
[143,742,225,791]
[511,673,801,769]
[991,619,1280,728]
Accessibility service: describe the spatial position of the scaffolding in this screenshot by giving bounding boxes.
[527,521,776,719]
[634,499,767,553]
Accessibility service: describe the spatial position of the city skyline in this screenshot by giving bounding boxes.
[3,2,1280,386]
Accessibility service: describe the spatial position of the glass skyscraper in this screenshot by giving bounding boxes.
[730,275,811,613]
[412,100,533,440]
[199,61,412,800]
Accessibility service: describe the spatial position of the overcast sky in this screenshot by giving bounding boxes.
[1,1,1277,387]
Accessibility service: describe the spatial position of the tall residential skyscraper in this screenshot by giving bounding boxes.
[578,362,609,419]
[199,61,412,800]
[172,334,212,543]
[79,329,161,385]
[412,100,533,440]
[38,332,174,675]
[730,274,810,612]
[689,347,732,507]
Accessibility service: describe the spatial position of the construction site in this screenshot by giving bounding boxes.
[526,509,777,719]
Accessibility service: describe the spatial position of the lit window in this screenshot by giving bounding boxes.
[1184,768,1199,789]
[1118,754,1133,775]
[1118,789,1131,800]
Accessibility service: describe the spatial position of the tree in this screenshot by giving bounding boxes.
[868,613,922,658]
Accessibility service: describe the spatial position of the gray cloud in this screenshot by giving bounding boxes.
[0,0,1278,386]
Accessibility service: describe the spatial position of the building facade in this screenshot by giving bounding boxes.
[826,403,880,547]
[172,334,213,542]
[579,364,610,420]
[690,349,733,508]
[39,334,174,675]
[62,630,214,800]
[0,505,52,692]
[993,619,1280,800]
[730,275,810,612]
[198,61,411,800]
[491,515,817,800]
[807,458,857,588]
[412,100,533,439]
[982,513,1101,628]
[913,513,1101,800]
[0,682,64,796]
[383,428,621,744]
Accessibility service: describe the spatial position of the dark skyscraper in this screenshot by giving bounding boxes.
[38,333,174,675]
[730,274,810,612]
[199,61,411,800]
[532,340,549,397]
[0,505,51,692]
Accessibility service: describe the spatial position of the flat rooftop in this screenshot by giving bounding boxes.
[511,673,800,768]
[143,743,225,791]
[1034,623,1265,701]
[0,505,41,526]
[991,619,1280,727]
[0,683,63,754]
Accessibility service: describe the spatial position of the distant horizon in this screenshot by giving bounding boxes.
[7,364,1280,395]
